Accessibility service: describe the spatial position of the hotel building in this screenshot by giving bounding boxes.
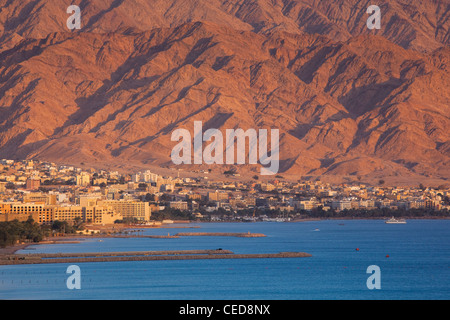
[98,200,151,221]
[0,202,122,225]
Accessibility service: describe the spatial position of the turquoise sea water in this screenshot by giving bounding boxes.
[0,219,449,300]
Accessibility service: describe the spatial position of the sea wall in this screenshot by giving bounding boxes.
[0,250,311,265]
[174,232,266,237]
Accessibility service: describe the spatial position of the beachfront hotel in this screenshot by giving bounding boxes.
[98,200,151,222]
[0,202,123,225]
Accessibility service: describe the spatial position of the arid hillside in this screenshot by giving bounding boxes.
[0,0,449,185]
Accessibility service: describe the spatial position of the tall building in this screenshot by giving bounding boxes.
[99,200,151,221]
[132,170,159,183]
[207,191,228,202]
[23,193,57,205]
[296,200,317,211]
[0,202,42,222]
[25,178,41,190]
[83,205,122,224]
[76,172,91,186]
[260,183,275,192]
[0,202,122,225]
[331,200,352,211]
[169,201,188,211]
[78,195,102,207]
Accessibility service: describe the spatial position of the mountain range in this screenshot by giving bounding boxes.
[0,0,449,185]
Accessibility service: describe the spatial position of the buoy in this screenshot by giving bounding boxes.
[386,254,390,258]
[356,248,359,251]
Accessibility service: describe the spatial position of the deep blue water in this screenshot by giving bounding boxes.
[0,220,449,300]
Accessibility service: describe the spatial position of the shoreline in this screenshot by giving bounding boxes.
[1,217,448,255]
[289,216,450,222]
[0,244,31,255]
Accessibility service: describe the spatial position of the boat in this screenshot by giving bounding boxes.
[385,216,406,224]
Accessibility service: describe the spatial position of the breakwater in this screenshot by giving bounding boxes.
[0,249,311,265]
[174,232,266,237]
[112,234,180,239]
[39,232,266,241]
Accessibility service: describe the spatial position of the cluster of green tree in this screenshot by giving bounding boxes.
[114,217,141,224]
[441,195,450,206]
[106,177,127,185]
[4,182,16,190]
[0,218,46,248]
[50,218,84,234]
[41,179,75,186]
[0,217,88,248]
[150,208,195,221]
[223,169,237,175]
[142,193,155,202]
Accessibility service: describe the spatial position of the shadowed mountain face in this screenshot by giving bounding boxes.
[0,0,449,184]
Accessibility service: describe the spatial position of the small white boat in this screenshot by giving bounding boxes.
[385,216,406,224]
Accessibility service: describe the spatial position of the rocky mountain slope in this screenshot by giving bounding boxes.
[0,0,449,185]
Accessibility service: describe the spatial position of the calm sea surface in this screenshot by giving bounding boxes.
[1,219,449,300]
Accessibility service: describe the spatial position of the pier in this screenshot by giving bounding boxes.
[0,249,311,265]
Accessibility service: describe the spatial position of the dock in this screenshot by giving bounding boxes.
[0,249,311,265]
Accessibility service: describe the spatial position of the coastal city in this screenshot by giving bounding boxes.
[0,159,448,230]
